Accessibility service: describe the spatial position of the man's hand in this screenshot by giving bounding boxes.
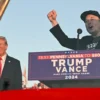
[47,10,58,27]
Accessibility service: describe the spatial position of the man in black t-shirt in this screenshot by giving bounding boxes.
[47,10,100,50]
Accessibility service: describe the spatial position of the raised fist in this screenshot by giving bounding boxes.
[47,10,58,26]
[47,10,57,22]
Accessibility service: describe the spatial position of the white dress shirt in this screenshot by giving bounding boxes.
[0,53,7,75]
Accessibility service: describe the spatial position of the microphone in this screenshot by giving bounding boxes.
[77,28,82,34]
[76,28,82,50]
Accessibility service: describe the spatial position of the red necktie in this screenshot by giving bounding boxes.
[0,57,2,77]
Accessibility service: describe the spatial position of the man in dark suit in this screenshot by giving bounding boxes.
[0,36,22,90]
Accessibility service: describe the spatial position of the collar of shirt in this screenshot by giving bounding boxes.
[1,53,7,63]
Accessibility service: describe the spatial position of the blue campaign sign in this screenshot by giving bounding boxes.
[28,50,100,80]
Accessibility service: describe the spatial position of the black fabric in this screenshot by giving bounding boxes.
[86,36,100,50]
[50,24,100,50]
[80,10,100,22]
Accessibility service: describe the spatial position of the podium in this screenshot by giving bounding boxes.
[28,50,100,87]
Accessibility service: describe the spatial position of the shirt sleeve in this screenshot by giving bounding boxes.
[50,24,80,50]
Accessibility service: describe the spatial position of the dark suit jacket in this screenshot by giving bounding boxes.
[0,55,22,90]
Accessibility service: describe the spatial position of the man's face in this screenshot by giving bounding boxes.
[0,39,8,56]
[85,14,100,36]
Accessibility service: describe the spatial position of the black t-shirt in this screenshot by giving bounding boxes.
[86,36,100,50]
[50,24,100,50]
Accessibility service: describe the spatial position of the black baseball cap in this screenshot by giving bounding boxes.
[81,10,100,22]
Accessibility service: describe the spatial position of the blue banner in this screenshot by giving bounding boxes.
[28,50,100,80]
